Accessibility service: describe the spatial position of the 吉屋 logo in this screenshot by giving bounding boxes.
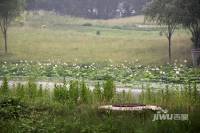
[152,110,188,121]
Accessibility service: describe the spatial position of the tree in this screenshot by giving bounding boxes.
[25,0,149,19]
[176,0,200,49]
[0,0,24,53]
[144,0,180,63]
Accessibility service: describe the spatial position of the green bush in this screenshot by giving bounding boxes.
[82,23,92,26]
[37,84,43,97]
[0,97,30,120]
[69,80,79,103]
[26,81,38,100]
[93,82,103,103]
[96,30,101,35]
[0,77,9,96]
[54,85,69,103]
[16,83,25,99]
[103,79,115,102]
[80,81,90,104]
[112,26,122,30]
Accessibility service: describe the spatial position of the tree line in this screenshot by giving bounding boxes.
[25,0,149,19]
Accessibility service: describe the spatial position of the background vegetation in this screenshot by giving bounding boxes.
[0,12,192,64]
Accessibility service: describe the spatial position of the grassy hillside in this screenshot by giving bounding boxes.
[0,11,192,64]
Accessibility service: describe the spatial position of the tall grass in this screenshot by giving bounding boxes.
[0,77,199,133]
[0,77,9,96]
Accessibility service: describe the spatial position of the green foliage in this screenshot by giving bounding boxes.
[69,80,79,103]
[82,23,93,27]
[0,78,199,133]
[0,0,24,20]
[0,77,9,96]
[175,0,200,48]
[1,62,198,85]
[0,0,25,53]
[93,82,103,102]
[144,0,179,26]
[26,80,38,100]
[80,81,90,104]
[96,30,101,35]
[53,85,69,103]
[144,0,179,62]
[37,84,43,97]
[16,83,25,99]
[143,86,154,104]
[103,79,115,102]
[0,97,29,120]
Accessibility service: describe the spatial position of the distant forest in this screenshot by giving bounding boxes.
[25,0,150,19]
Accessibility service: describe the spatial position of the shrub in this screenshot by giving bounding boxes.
[144,85,154,104]
[112,26,122,30]
[139,85,145,103]
[80,81,90,104]
[82,23,92,26]
[0,77,9,96]
[37,84,43,97]
[103,79,115,102]
[19,21,25,27]
[69,80,79,103]
[0,97,30,120]
[192,82,199,104]
[53,85,69,103]
[96,30,101,35]
[93,82,103,102]
[27,80,38,100]
[16,83,25,99]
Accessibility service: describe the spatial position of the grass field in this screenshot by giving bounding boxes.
[0,11,192,64]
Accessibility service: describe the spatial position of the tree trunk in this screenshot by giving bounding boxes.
[168,34,172,63]
[197,32,200,49]
[3,30,8,53]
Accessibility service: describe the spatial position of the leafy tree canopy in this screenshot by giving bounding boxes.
[176,0,200,48]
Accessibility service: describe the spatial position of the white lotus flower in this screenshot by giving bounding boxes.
[184,60,187,63]
[176,71,180,74]
[162,72,165,74]
[156,68,160,71]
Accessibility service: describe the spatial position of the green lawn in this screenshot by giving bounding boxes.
[0,12,192,64]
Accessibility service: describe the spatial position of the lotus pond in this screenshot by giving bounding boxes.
[0,60,200,84]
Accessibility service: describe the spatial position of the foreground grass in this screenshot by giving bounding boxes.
[0,78,199,133]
